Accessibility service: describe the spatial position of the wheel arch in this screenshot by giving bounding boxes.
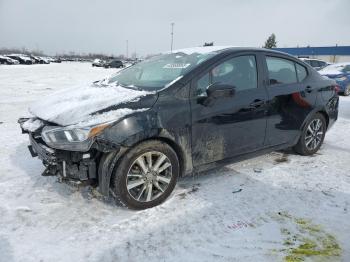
[98,135,188,197]
[317,110,329,129]
[301,108,330,131]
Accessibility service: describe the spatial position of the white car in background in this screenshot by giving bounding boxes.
[92,58,105,67]
[298,58,330,71]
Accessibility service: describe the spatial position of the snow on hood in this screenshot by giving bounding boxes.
[319,63,350,76]
[319,69,343,76]
[29,84,152,126]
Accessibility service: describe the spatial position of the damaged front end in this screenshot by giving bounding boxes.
[18,117,117,187]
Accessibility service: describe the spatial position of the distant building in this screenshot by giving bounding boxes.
[273,46,350,63]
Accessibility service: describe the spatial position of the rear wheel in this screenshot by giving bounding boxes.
[112,140,179,209]
[293,113,326,155]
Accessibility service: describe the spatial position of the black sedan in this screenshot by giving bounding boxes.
[19,47,338,209]
[104,59,123,68]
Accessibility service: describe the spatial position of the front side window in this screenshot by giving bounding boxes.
[212,56,257,91]
[195,55,258,96]
[196,73,210,97]
[266,57,297,85]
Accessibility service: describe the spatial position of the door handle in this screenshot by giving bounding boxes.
[305,86,312,93]
[249,99,265,108]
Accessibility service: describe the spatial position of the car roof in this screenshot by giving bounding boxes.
[166,46,294,57]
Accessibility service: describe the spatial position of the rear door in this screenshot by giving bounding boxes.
[190,53,268,167]
[263,54,317,146]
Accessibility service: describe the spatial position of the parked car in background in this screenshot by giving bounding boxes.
[299,58,329,71]
[92,59,104,67]
[104,59,123,68]
[29,56,50,64]
[50,57,62,63]
[319,62,350,96]
[0,55,20,65]
[7,54,33,65]
[19,47,339,209]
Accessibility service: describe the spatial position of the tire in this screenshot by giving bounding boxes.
[343,84,350,96]
[293,113,326,156]
[112,140,179,209]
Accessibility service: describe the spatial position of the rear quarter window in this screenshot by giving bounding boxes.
[266,56,297,85]
[296,63,308,82]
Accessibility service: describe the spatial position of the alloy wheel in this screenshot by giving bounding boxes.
[305,119,324,151]
[126,151,172,202]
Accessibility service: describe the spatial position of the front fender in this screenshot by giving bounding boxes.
[98,110,158,146]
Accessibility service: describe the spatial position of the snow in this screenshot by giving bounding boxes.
[167,46,234,55]
[29,84,151,126]
[21,118,44,132]
[319,62,350,75]
[8,54,32,61]
[0,62,350,262]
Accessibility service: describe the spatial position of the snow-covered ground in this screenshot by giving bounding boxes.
[0,63,349,262]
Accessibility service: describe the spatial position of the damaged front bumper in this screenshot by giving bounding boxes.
[19,118,99,182]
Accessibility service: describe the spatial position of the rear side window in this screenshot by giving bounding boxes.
[310,60,319,67]
[266,57,297,85]
[319,61,326,67]
[296,63,307,82]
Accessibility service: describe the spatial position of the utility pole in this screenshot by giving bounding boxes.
[126,40,129,59]
[170,22,175,52]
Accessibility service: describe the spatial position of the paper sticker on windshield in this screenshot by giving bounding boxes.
[163,63,190,69]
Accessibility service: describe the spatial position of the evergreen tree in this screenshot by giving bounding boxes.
[264,34,277,49]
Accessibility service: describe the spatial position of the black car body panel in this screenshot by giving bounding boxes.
[19,47,339,197]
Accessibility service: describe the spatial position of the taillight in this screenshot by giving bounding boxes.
[334,85,340,93]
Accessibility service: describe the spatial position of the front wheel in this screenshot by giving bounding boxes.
[112,140,179,209]
[293,113,326,155]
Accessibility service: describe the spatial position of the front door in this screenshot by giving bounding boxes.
[190,54,268,167]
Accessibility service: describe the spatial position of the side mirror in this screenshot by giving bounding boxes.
[206,83,236,98]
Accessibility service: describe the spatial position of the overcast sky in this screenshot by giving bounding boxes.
[0,0,349,56]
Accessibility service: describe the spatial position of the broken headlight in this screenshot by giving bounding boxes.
[41,124,110,151]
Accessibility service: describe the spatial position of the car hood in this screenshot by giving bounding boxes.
[29,83,157,126]
[319,68,343,76]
